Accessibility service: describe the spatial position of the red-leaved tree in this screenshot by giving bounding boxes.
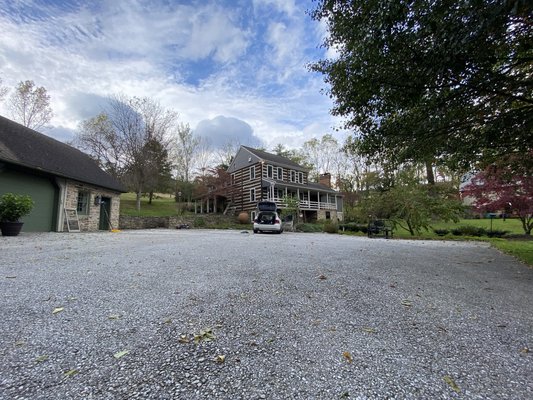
[462,154,533,235]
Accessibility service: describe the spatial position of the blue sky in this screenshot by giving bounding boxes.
[0,0,344,149]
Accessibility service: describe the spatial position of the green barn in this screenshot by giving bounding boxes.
[0,115,126,232]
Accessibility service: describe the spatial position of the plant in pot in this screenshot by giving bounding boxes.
[0,193,34,236]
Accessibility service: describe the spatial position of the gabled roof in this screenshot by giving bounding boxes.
[0,115,126,192]
[241,146,308,171]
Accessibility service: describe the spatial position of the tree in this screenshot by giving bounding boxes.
[76,94,177,211]
[302,134,341,181]
[173,122,199,183]
[462,154,533,235]
[0,77,7,102]
[8,80,53,130]
[311,1,533,169]
[358,166,463,235]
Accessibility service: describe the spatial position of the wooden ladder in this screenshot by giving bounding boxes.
[64,208,81,232]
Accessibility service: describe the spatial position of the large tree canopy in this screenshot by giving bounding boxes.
[311,0,532,168]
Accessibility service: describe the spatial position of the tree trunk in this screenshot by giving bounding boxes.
[136,191,141,211]
[149,191,154,204]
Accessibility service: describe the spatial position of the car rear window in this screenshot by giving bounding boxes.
[257,201,277,211]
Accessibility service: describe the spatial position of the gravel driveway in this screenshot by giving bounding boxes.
[1,229,532,399]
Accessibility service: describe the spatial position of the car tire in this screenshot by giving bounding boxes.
[253,229,259,234]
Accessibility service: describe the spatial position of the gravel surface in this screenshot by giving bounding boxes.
[1,229,532,399]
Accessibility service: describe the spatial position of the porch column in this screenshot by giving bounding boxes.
[200,200,203,214]
[214,196,217,213]
[206,198,210,213]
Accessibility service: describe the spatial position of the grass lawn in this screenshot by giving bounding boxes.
[120,192,180,217]
[390,218,532,266]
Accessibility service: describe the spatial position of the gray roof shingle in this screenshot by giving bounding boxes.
[242,146,308,171]
[0,115,126,192]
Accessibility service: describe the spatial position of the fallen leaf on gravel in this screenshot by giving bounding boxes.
[178,335,190,344]
[5,276,16,279]
[497,324,507,328]
[342,351,353,363]
[214,355,226,363]
[52,307,64,314]
[317,274,327,280]
[520,347,529,353]
[163,318,172,324]
[64,369,79,377]
[362,327,377,334]
[443,375,460,393]
[15,341,25,347]
[113,350,129,359]
[194,328,216,344]
[340,392,350,398]
[35,355,49,363]
[401,299,412,307]
[108,314,121,320]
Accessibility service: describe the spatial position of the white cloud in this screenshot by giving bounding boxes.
[253,0,297,17]
[194,115,262,149]
[0,0,346,151]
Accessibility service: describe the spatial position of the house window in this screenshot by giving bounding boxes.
[298,172,304,184]
[250,166,255,180]
[231,173,236,184]
[326,211,331,220]
[277,167,283,180]
[267,165,273,178]
[290,170,296,182]
[77,191,90,215]
[250,188,256,202]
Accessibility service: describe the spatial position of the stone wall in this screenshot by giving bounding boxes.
[317,209,343,222]
[119,214,241,230]
[63,181,121,231]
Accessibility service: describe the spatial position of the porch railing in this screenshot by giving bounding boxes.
[268,197,337,210]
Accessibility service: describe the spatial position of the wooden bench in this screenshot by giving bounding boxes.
[367,219,393,238]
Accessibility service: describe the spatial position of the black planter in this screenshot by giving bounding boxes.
[0,221,24,236]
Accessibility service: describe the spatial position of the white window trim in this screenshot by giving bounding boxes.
[267,165,273,178]
[250,166,255,180]
[250,188,256,202]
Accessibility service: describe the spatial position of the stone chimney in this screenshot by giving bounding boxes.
[319,173,331,188]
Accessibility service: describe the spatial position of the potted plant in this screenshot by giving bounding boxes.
[0,193,34,236]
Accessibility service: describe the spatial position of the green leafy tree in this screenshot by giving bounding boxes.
[281,195,300,224]
[311,1,533,169]
[361,167,464,235]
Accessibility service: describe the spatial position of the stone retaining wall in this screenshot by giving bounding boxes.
[119,214,242,230]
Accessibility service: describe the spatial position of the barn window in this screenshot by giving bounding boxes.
[77,191,90,215]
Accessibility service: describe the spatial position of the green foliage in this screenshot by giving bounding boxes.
[295,223,323,233]
[357,167,464,235]
[281,195,300,223]
[451,226,487,237]
[323,220,339,233]
[0,193,34,222]
[311,0,532,168]
[193,216,206,227]
[339,222,368,233]
[433,229,450,236]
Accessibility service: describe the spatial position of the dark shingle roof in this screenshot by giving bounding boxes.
[0,115,126,192]
[242,146,308,171]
